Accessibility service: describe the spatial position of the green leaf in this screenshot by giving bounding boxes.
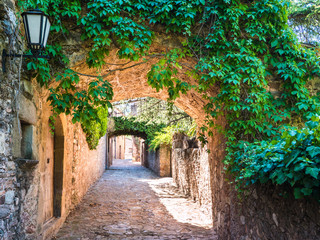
[271,40,278,48]
[305,167,320,179]
[301,188,312,196]
[294,188,303,199]
[294,163,305,172]
[307,146,320,158]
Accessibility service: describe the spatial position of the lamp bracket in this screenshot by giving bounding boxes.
[2,49,49,73]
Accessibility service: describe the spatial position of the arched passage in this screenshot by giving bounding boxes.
[69,44,226,232]
[107,129,148,168]
[53,117,64,218]
[72,46,214,127]
[108,130,147,140]
[23,31,227,239]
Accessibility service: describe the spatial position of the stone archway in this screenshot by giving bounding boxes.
[108,128,148,140]
[70,44,214,126]
[107,127,148,170]
[68,43,227,236]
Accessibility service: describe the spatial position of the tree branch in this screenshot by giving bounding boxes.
[72,54,164,79]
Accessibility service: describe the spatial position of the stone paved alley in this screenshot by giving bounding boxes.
[53,159,217,240]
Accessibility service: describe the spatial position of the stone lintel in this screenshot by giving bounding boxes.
[15,158,39,169]
[18,95,37,125]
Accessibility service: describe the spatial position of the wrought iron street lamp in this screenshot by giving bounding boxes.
[2,8,51,73]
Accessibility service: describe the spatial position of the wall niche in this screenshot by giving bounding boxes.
[20,120,33,159]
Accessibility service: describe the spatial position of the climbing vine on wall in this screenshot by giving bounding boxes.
[17,0,320,200]
[232,115,320,200]
[83,107,109,150]
[149,121,197,150]
[112,117,166,145]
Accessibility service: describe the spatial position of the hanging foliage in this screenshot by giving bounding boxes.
[149,121,197,150]
[112,116,166,145]
[232,115,320,200]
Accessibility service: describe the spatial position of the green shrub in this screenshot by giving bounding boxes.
[113,116,166,146]
[232,115,320,201]
[82,107,109,149]
[150,122,197,150]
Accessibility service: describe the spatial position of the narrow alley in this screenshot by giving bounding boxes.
[53,159,217,240]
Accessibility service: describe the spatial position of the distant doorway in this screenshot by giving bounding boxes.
[53,117,64,217]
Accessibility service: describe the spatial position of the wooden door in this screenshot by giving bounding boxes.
[43,130,54,222]
[53,117,64,218]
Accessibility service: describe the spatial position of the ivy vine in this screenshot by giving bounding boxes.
[233,115,320,200]
[112,117,166,145]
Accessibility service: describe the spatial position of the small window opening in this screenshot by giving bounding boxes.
[21,121,33,159]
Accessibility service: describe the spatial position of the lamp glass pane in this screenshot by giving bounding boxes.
[26,14,41,44]
[42,17,51,48]
[22,15,30,45]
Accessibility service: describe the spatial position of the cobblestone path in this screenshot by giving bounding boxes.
[53,159,217,240]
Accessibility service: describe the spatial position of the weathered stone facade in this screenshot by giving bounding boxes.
[0,1,108,239]
[229,184,320,240]
[145,145,171,177]
[0,0,25,238]
[171,133,320,240]
[18,97,107,240]
[12,94,107,240]
[171,133,213,222]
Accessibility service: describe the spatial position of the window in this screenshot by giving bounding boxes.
[20,121,33,159]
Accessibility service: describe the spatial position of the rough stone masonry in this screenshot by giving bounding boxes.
[0,0,23,238]
[0,1,108,239]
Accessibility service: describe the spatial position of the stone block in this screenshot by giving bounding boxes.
[183,140,189,149]
[0,206,10,219]
[6,161,15,171]
[172,140,183,149]
[18,95,37,125]
[0,195,5,205]
[272,213,278,227]
[14,197,19,206]
[22,80,33,95]
[5,190,15,205]
[240,216,245,225]
[0,132,9,155]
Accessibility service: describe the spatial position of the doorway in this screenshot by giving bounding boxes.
[53,117,64,218]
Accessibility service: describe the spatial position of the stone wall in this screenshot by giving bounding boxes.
[205,121,320,240]
[171,133,213,221]
[7,87,107,240]
[228,184,320,240]
[0,2,108,239]
[68,121,106,209]
[169,130,320,239]
[0,0,24,238]
[212,79,320,239]
[145,149,157,172]
[145,145,171,177]
[28,100,107,240]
